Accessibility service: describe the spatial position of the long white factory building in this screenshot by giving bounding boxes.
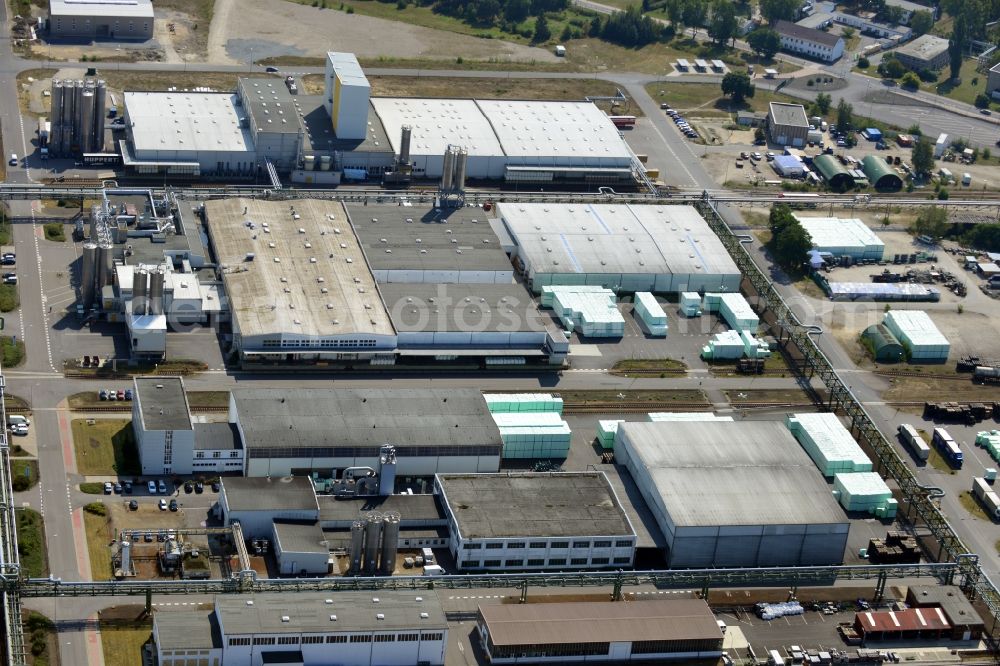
[498,203,742,293]
[120,52,638,184]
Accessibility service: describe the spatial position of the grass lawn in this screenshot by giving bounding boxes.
[559,389,708,404]
[71,419,139,476]
[84,507,113,580]
[100,620,152,666]
[0,213,9,244]
[80,481,105,494]
[1,336,25,367]
[925,59,993,108]
[0,284,19,312]
[187,390,230,408]
[644,81,802,117]
[23,611,55,666]
[611,358,688,374]
[42,222,65,242]
[147,0,212,55]
[16,508,47,577]
[10,458,38,492]
[926,445,958,474]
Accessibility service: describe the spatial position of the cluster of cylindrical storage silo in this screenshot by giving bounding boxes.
[130,268,166,316]
[50,78,106,156]
[80,240,116,309]
[440,144,467,192]
[348,511,400,575]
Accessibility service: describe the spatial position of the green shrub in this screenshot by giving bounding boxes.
[0,284,18,312]
[79,482,104,494]
[43,223,65,242]
[1,336,24,367]
[83,502,107,516]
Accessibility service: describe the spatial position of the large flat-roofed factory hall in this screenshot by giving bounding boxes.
[118,51,639,186]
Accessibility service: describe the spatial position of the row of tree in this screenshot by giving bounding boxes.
[430,0,569,27]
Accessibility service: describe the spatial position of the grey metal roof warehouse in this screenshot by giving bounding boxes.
[214,591,446,634]
[272,520,329,554]
[154,612,221,650]
[379,283,553,334]
[193,422,241,451]
[479,599,720,647]
[230,388,502,452]
[221,477,319,512]
[318,493,446,526]
[345,204,512,274]
[134,377,192,431]
[616,421,845,528]
[436,472,635,539]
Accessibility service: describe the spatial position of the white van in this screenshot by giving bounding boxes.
[7,415,29,427]
[423,564,445,576]
[717,619,727,633]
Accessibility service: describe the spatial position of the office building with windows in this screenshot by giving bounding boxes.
[153,591,447,666]
[435,472,636,571]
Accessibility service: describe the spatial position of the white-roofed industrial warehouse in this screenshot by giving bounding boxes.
[499,203,741,293]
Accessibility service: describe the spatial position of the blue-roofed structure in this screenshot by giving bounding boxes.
[772,154,806,177]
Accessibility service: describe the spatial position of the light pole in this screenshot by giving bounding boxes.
[249,47,254,73]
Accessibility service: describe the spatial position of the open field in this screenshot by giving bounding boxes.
[884,376,1000,403]
[71,419,139,476]
[298,75,641,114]
[283,0,596,47]
[645,81,805,118]
[263,54,576,71]
[210,0,557,64]
[84,506,113,580]
[16,509,47,578]
[154,0,214,57]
